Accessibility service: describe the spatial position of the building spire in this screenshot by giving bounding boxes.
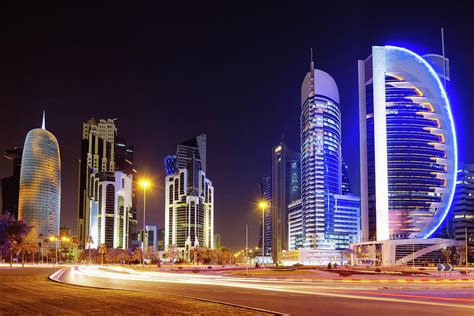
[309,48,315,97]
[41,110,45,129]
[310,48,314,73]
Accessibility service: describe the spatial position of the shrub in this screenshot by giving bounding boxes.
[375,268,381,273]
[192,269,200,273]
[208,265,212,269]
[327,263,332,269]
[339,270,352,277]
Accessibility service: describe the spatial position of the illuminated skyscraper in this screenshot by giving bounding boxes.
[77,118,117,246]
[300,57,347,250]
[259,174,272,256]
[358,46,457,241]
[271,142,300,262]
[164,135,214,258]
[18,113,61,237]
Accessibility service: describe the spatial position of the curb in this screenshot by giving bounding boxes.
[48,268,286,315]
[264,277,474,284]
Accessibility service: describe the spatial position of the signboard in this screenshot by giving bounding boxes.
[437,263,454,272]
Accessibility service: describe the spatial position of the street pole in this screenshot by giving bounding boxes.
[245,224,248,276]
[262,205,265,267]
[142,183,147,267]
[466,226,469,275]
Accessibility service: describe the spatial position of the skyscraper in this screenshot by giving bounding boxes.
[164,134,214,258]
[358,46,457,242]
[19,113,61,237]
[271,141,300,262]
[451,163,474,247]
[259,174,272,256]
[300,57,348,250]
[88,171,133,249]
[1,147,23,218]
[77,118,117,246]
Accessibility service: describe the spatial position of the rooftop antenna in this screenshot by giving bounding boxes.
[309,48,315,97]
[441,27,446,90]
[41,110,46,129]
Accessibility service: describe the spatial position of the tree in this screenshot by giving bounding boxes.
[441,248,452,264]
[106,248,119,264]
[98,244,107,265]
[145,247,158,264]
[132,248,144,265]
[87,235,94,264]
[0,213,31,267]
[16,231,38,267]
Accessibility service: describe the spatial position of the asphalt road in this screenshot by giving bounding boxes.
[54,266,474,315]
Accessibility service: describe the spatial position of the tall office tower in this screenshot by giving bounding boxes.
[271,142,300,262]
[164,135,214,258]
[358,46,457,242]
[88,171,132,249]
[341,160,352,195]
[164,155,177,176]
[115,136,138,248]
[77,118,117,247]
[176,134,206,172]
[451,163,474,247]
[1,147,23,218]
[288,199,303,250]
[300,56,344,250]
[258,175,272,256]
[19,113,61,237]
[140,225,157,251]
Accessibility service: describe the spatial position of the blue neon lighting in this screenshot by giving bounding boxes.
[385,46,457,239]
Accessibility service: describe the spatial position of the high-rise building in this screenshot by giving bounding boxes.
[88,171,132,249]
[164,155,177,176]
[300,57,353,250]
[2,147,23,218]
[451,163,474,247]
[271,142,300,262]
[19,113,61,237]
[115,136,138,248]
[288,199,303,250]
[77,118,117,246]
[157,228,165,251]
[259,174,272,256]
[341,160,352,195]
[141,225,157,251]
[164,134,214,259]
[358,46,457,242]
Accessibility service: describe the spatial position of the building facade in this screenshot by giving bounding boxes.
[288,199,303,250]
[77,118,117,247]
[2,147,23,218]
[259,174,272,256]
[88,171,132,249]
[271,142,300,262]
[18,113,61,237]
[451,163,474,247]
[358,46,457,242]
[164,135,214,258]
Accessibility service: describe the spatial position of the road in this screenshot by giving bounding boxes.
[53,266,474,315]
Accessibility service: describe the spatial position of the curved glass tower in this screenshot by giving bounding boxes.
[359,46,457,241]
[300,60,342,249]
[18,113,61,236]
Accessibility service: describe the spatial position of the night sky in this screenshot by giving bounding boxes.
[0,2,473,250]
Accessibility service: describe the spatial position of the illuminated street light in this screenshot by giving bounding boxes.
[258,200,269,266]
[140,178,151,266]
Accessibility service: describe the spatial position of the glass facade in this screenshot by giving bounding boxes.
[359,46,457,241]
[19,128,61,237]
[300,69,342,249]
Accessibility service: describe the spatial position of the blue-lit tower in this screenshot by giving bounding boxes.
[359,46,457,242]
[300,55,343,250]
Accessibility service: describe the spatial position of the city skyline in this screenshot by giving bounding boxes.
[1,3,474,250]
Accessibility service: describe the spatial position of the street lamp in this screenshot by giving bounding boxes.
[258,200,269,266]
[140,179,150,266]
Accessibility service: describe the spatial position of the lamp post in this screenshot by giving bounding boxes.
[140,179,150,266]
[258,200,269,266]
[49,236,58,267]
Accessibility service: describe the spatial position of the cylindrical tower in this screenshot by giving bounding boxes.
[18,115,61,237]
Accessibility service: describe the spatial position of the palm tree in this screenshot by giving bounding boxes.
[98,243,107,265]
[87,236,94,264]
[441,248,452,264]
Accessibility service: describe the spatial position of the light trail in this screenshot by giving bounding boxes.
[64,266,474,310]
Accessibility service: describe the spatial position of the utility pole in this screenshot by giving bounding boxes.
[245,224,248,276]
[466,226,469,275]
